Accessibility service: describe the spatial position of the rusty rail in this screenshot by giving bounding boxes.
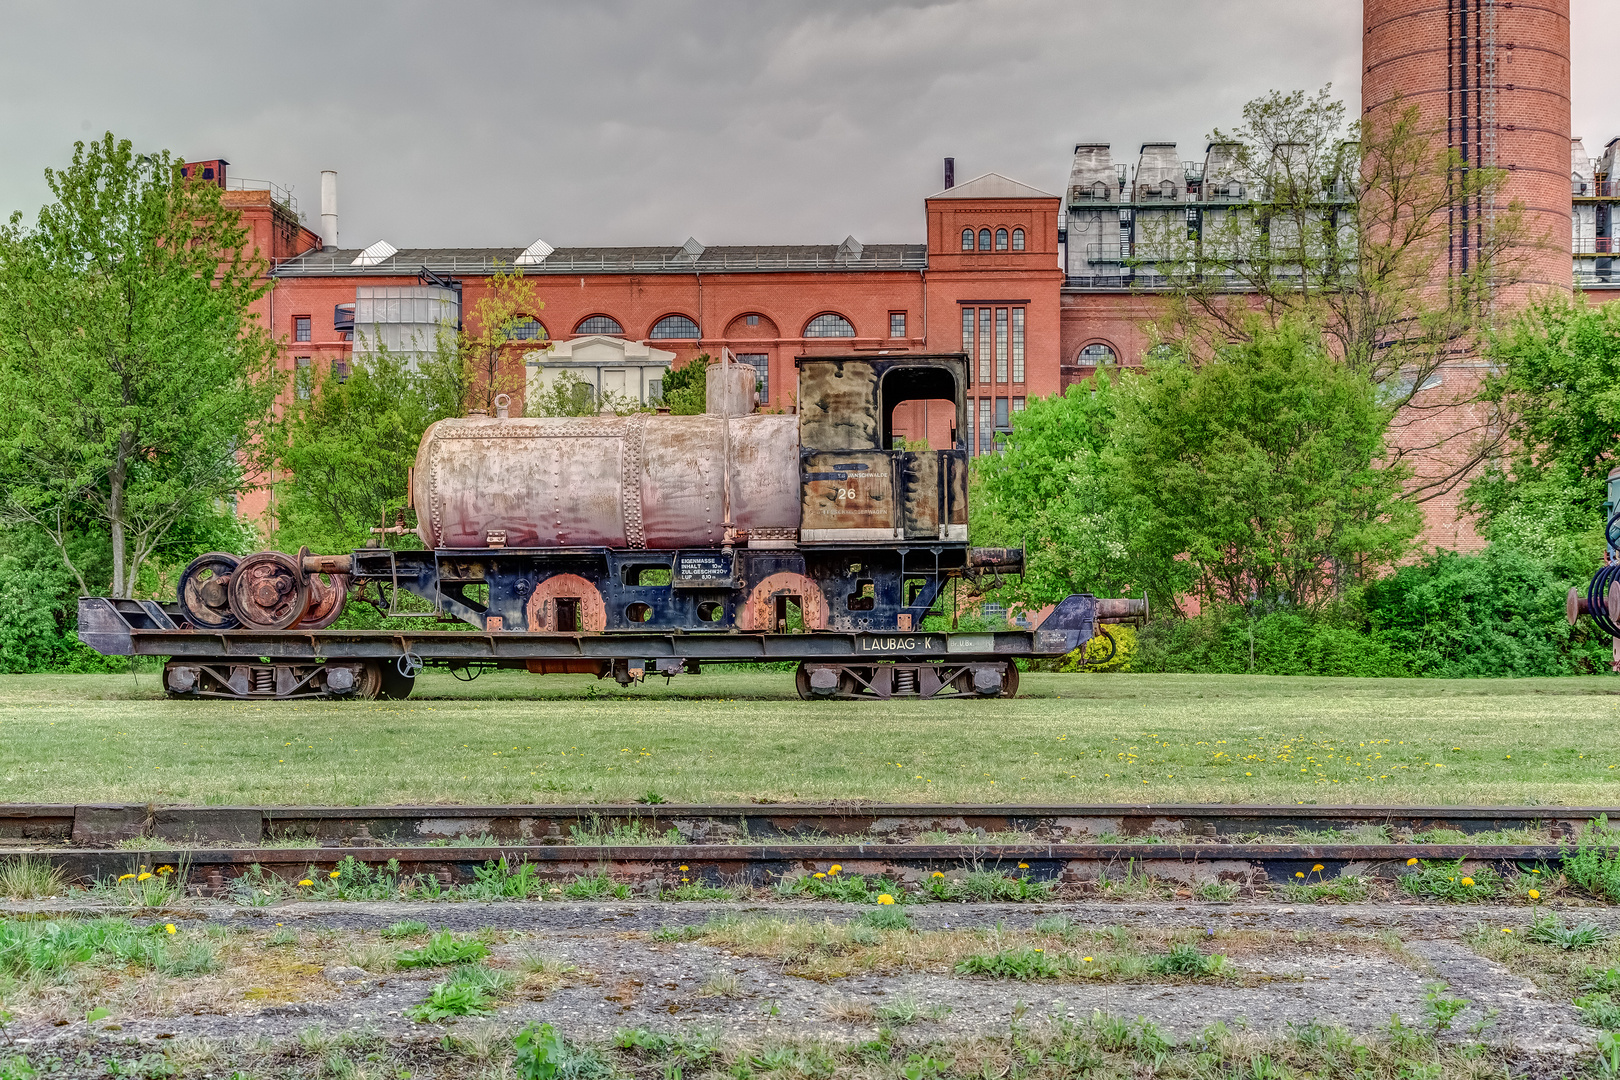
[0,802,1608,848]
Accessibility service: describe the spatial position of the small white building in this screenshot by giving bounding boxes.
[523,335,677,406]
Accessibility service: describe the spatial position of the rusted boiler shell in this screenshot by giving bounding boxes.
[413,413,800,549]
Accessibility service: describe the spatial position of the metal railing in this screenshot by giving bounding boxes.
[1573,237,1615,254]
[275,248,927,277]
[227,177,297,216]
[1573,180,1619,197]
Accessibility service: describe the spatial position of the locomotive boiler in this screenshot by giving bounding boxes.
[78,353,1145,700]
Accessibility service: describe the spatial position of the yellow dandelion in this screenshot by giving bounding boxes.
[1082,956,1093,962]
[1528,889,1541,900]
[931,871,945,879]
[297,879,314,887]
[157,866,173,875]
[117,874,135,882]
[164,924,176,934]
[1311,864,1324,872]
[678,865,689,872]
[329,870,341,879]
[813,872,826,879]
[137,873,152,882]
[1461,877,1475,886]
[877,894,895,905]
[1294,872,1304,878]
[1502,928,1513,934]
[1406,858,1419,866]
[1018,863,1029,869]
[829,865,842,875]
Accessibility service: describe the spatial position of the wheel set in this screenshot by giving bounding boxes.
[176,550,349,632]
[794,660,1019,700]
[163,658,414,701]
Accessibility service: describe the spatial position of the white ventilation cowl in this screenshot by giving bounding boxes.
[516,239,554,266]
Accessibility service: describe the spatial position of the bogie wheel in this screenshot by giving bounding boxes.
[177,553,240,630]
[794,662,813,700]
[1000,662,1020,698]
[298,572,350,629]
[228,551,310,631]
[379,658,417,700]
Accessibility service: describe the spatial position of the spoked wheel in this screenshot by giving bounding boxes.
[177,552,240,630]
[228,551,310,630]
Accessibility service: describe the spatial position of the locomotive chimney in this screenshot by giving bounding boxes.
[943,157,955,189]
[320,170,338,249]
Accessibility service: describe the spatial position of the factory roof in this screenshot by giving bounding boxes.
[273,242,928,277]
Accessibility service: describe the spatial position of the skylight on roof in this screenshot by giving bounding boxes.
[516,239,554,266]
[351,240,398,267]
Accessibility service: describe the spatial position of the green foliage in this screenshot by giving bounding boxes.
[1133,603,1409,676]
[1365,544,1611,677]
[0,917,215,979]
[954,946,1066,980]
[1526,912,1609,950]
[0,133,280,598]
[405,979,493,1022]
[1397,860,1501,902]
[658,354,710,415]
[1115,323,1420,612]
[1473,297,1620,528]
[972,376,1166,609]
[462,858,543,900]
[272,347,462,554]
[1421,983,1469,1033]
[777,872,908,904]
[1561,816,1620,902]
[1147,943,1234,978]
[395,930,490,969]
[857,906,913,932]
[381,920,428,939]
[561,872,631,900]
[514,1022,568,1079]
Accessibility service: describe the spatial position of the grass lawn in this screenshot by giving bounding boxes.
[0,669,1617,806]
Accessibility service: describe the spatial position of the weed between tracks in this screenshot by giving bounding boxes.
[645,911,1404,985]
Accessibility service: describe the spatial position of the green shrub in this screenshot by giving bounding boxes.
[955,947,1067,979]
[1132,604,1409,677]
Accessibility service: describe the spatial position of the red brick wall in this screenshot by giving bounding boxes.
[1363,0,1573,297]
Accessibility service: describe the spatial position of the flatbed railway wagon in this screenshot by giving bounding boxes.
[78,353,1144,701]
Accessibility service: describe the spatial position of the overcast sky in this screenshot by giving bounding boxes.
[1,0,1615,249]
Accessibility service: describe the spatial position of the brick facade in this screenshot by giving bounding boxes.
[231,0,1603,549]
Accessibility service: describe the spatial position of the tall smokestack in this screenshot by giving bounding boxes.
[320,170,339,249]
[944,157,955,189]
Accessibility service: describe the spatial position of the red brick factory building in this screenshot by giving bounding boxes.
[225,0,1609,544]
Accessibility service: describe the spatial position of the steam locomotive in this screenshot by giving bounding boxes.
[78,353,1144,700]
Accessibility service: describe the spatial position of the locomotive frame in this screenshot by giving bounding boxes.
[77,352,1147,700]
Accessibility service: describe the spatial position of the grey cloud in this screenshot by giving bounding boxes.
[0,1,1612,249]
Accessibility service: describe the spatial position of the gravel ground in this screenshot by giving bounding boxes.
[0,897,1599,1064]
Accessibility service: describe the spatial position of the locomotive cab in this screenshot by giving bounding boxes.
[796,354,970,544]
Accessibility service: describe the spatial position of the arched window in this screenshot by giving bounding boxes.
[1078,343,1117,366]
[506,316,546,341]
[575,314,625,335]
[649,314,699,339]
[978,228,992,251]
[1011,228,1025,251]
[994,228,1008,251]
[961,228,975,251]
[804,312,856,338]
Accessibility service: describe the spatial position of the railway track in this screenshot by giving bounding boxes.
[0,801,1606,847]
[0,802,1603,893]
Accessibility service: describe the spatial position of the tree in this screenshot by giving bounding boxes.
[971,375,1186,611]
[273,346,463,552]
[0,134,280,597]
[1467,296,1620,533]
[1137,87,1529,504]
[1111,323,1421,614]
[444,263,546,414]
